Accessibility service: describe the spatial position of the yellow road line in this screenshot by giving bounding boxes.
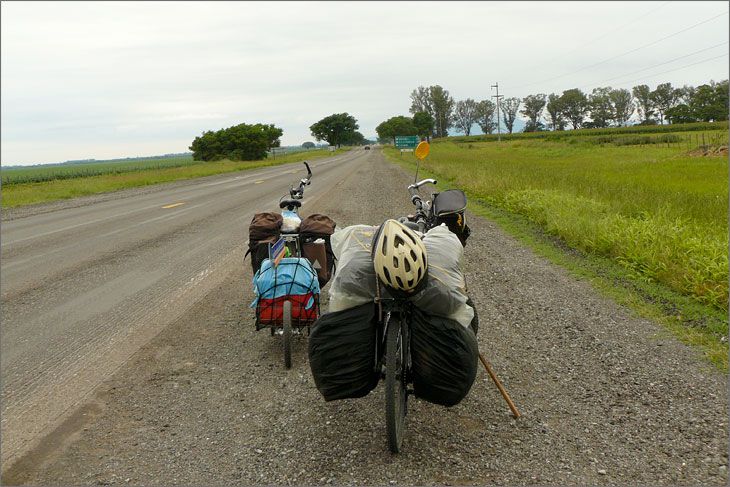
[162,202,185,209]
[255,180,264,184]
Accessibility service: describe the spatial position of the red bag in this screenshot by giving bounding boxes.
[257,293,318,324]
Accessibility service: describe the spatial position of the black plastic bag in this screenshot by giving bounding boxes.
[308,303,379,401]
[410,307,479,407]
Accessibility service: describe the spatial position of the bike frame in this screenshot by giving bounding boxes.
[278,161,313,257]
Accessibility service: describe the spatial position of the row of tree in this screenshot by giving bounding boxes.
[191,113,371,162]
[404,80,729,137]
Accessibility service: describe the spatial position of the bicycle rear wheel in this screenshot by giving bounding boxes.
[282,300,292,369]
[385,317,407,453]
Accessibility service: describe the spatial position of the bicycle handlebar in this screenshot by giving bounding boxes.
[406,179,437,232]
[289,161,313,200]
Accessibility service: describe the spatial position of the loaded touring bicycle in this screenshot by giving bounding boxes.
[308,142,482,453]
[247,162,336,369]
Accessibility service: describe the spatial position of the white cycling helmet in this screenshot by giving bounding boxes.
[372,219,428,294]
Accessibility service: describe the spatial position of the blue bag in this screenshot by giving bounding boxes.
[250,257,320,310]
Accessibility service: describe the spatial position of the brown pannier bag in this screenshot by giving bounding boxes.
[299,214,336,236]
[300,214,336,287]
[249,212,283,241]
[247,212,283,275]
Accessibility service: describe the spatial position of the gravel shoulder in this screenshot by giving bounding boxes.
[4,150,727,486]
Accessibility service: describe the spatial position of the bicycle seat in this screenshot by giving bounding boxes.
[279,199,302,209]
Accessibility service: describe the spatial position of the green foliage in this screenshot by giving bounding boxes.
[189,123,282,161]
[649,82,678,125]
[302,141,316,149]
[610,88,634,126]
[454,99,478,136]
[588,87,614,128]
[475,100,497,134]
[666,104,694,124]
[309,113,359,147]
[412,111,434,139]
[560,88,590,129]
[376,116,417,143]
[632,84,655,122]
[690,80,729,122]
[409,85,454,138]
[520,94,547,132]
[501,97,521,134]
[545,93,566,131]
[342,130,366,145]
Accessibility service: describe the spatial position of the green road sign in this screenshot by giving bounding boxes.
[395,135,419,148]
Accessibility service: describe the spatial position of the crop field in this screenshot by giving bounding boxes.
[1,156,197,185]
[386,126,729,315]
[2,148,348,208]
[449,120,729,143]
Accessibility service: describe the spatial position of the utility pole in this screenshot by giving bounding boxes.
[491,82,504,142]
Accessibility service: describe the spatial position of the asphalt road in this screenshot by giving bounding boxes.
[0,148,367,469]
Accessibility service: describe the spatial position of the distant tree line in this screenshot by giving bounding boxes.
[386,80,728,138]
[189,123,283,161]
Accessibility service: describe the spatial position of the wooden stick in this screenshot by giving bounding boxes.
[478,352,521,418]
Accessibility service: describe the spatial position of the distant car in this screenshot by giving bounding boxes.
[364,146,370,150]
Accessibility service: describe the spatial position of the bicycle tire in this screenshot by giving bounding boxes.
[283,300,292,369]
[385,317,407,453]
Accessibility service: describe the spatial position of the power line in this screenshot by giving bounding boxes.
[509,1,673,77]
[512,10,729,91]
[604,52,729,88]
[580,41,729,89]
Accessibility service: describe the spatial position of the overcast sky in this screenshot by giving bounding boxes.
[2,1,728,165]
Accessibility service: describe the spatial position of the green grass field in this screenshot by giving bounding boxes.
[1,156,198,185]
[385,125,728,365]
[2,148,348,208]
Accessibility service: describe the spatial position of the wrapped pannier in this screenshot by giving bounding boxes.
[410,306,479,407]
[300,214,337,288]
[246,212,283,275]
[327,225,379,312]
[410,225,475,330]
[250,257,321,326]
[308,303,379,401]
[431,189,471,246]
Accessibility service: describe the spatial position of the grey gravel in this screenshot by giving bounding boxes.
[7,150,728,486]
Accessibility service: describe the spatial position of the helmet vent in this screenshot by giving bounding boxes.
[395,276,404,288]
[404,259,411,272]
[392,256,399,268]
